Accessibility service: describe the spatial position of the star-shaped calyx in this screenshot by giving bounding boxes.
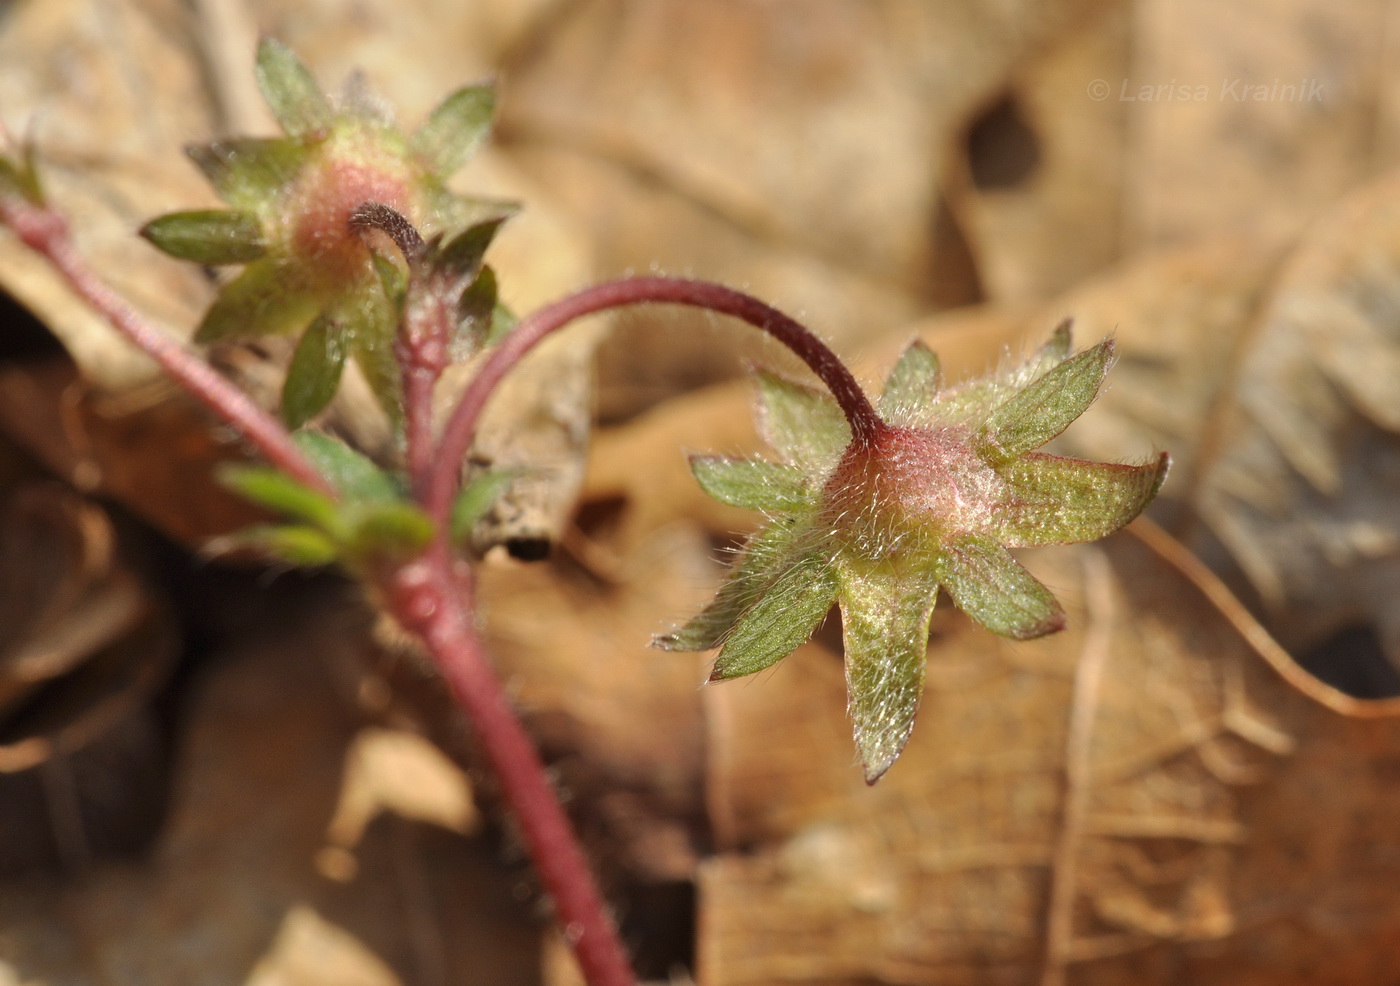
[657,325,1168,782]
[140,38,512,427]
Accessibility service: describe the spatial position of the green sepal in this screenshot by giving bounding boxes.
[450,470,515,544]
[878,340,941,422]
[450,265,499,361]
[371,250,408,309]
[755,370,850,471]
[335,277,400,422]
[186,138,307,211]
[281,311,349,428]
[939,537,1065,640]
[655,516,809,652]
[141,210,266,265]
[194,259,320,342]
[979,339,1113,463]
[411,84,495,175]
[351,330,402,425]
[217,464,339,530]
[838,563,940,783]
[997,452,1169,547]
[343,500,435,560]
[292,431,399,502]
[917,325,1077,430]
[485,300,516,346]
[1008,319,1073,387]
[689,456,808,512]
[708,548,838,680]
[436,217,506,278]
[255,38,334,138]
[220,523,340,566]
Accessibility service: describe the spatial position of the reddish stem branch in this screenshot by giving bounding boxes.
[386,556,636,986]
[0,195,331,494]
[352,202,450,498]
[426,276,884,524]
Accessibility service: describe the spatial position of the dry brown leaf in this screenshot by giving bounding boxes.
[1122,0,1394,249]
[0,0,217,387]
[698,524,1400,986]
[944,2,1133,303]
[1187,170,1400,660]
[497,0,1114,417]
[1033,234,1290,485]
[0,589,542,986]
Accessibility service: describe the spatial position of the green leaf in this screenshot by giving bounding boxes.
[344,500,435,559]
[292,432,399,502]
[655,516,810,652]
[979,338,1114,462]
[451,470,515,543]
[708,548,839,680]
[689,456,808,512]
[411,84,495,175]
[194,259,321,342]
[997,452,1169,547]
[878,340,941,421]
[217,524,340,566]
[838,563,940,783]
[186,138,307,210]
[939,537,1065,640]
[217,465,339,530]
[755,370,850,470]
[281,312,349,428]
[141,210,266,265]
[255,38,334,138]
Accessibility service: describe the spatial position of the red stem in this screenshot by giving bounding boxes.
[426,276,884,524]
[353,202,448,498]
[0,195,331,494]
[386,555,636,986]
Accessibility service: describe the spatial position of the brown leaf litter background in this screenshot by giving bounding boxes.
[2,1,1400,984]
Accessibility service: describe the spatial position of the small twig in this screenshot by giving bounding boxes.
[425,276,885,526]
[0,194,330,494]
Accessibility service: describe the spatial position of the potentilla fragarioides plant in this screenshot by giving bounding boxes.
[0,38,1167,986]
[658,328,1168,781]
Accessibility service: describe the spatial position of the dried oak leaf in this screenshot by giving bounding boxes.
[700,526,1400,986]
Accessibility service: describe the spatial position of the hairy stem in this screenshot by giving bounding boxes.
[426,275,884,524]
[351,202,451,497]
[386,555,636,986]
[0,194,330,494]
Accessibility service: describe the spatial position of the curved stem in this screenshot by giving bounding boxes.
[426,276,884,524]
[350,202,453,498]
[387,554,636,986]
[0,195,330,494]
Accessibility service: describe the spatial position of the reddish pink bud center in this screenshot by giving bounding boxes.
[285,145,412,284]
[823,426,1004,551]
